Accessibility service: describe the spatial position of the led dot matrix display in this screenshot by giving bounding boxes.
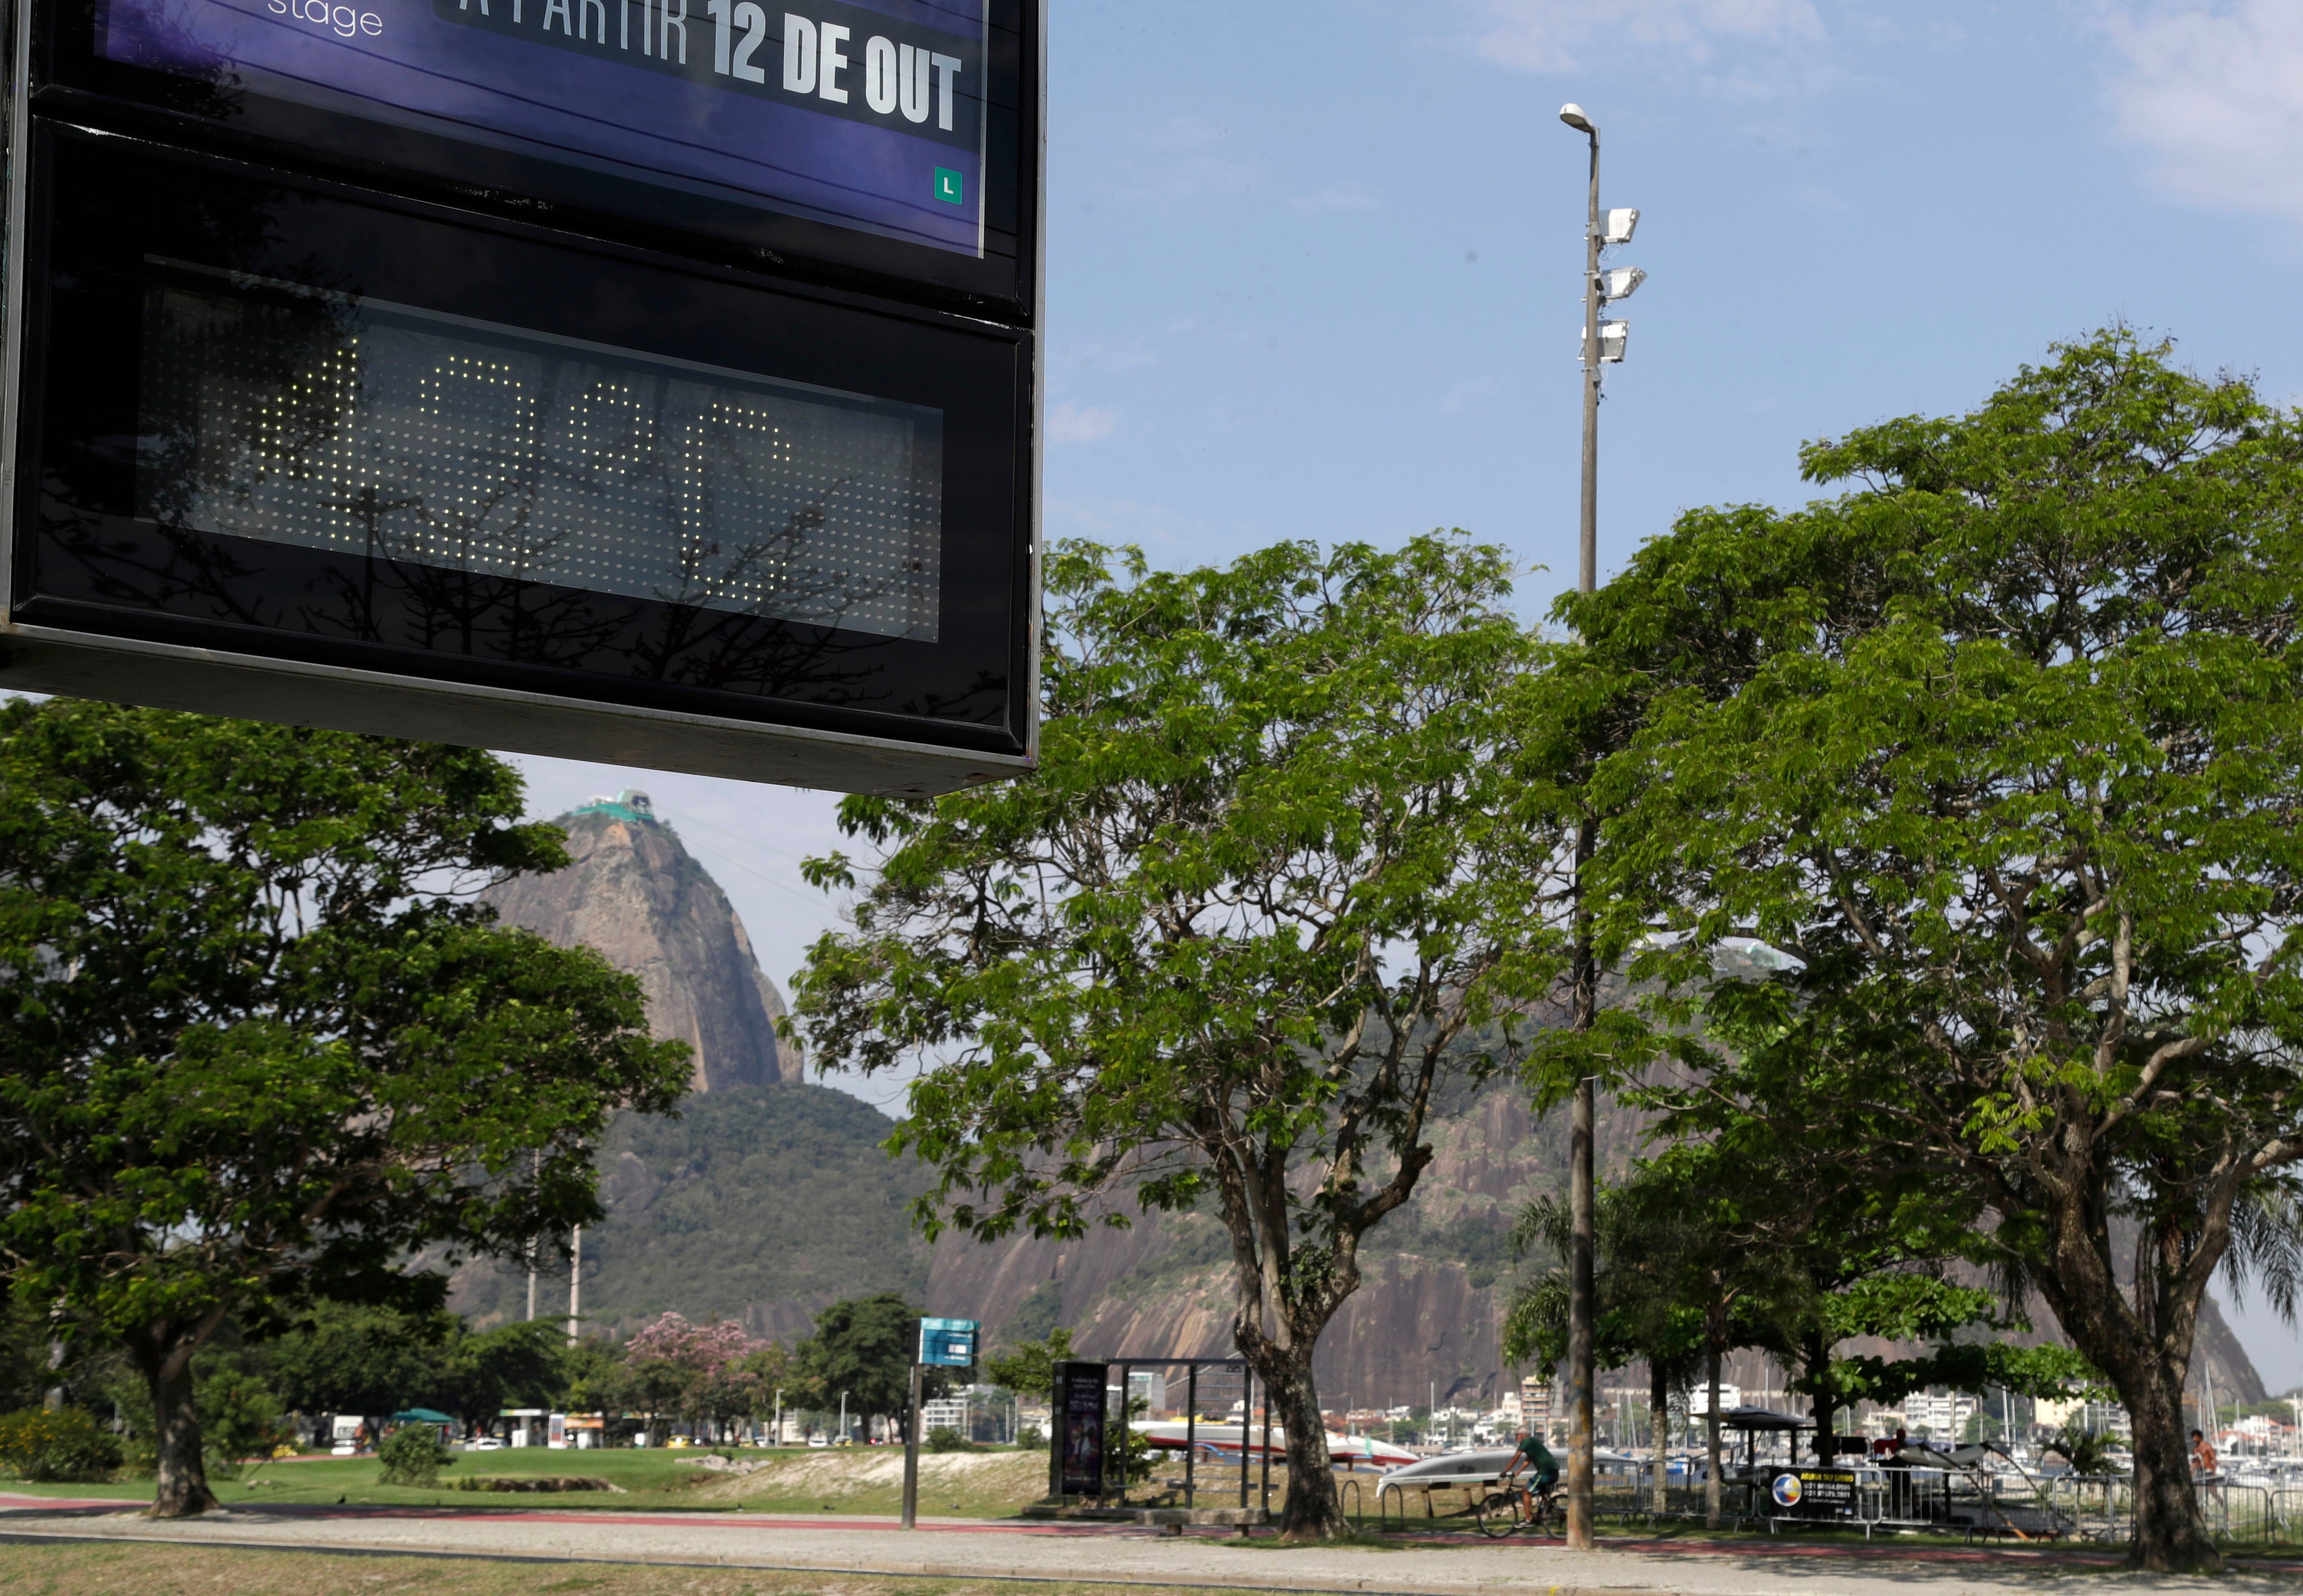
[137,269,943,642]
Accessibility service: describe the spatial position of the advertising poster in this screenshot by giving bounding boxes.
[96,0,990,254]
[1052,1361,1108,1499]
[1768,1467,1858,1518]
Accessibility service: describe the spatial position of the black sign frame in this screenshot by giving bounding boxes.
[30,0,1040,313]
[0,0,1044,795]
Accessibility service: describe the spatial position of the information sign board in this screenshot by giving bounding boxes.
[48,0,1035,300]
[1767,1467,1859,1519]
[1049,1360,1107,1500]
[2,0,1042,793]
[917,1317,977,1367]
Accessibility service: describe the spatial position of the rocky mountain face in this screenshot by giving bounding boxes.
[928,1077,2270,1411]
[466,821,2272,1408]
[924,1082,1656,1412]
[483,789,799,1094]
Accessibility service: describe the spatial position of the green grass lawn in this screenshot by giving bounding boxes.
[0,1444,781,1513]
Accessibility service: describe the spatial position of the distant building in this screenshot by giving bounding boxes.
[2034,1395,2131,1439]
[1126,1368,1167,1413]
[1904,1391,1977,1439]
[921,1395,969,1434]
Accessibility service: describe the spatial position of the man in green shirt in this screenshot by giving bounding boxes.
[1500,1429,1561,1520]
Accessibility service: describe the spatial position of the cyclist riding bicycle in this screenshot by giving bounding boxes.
[1499,1428,1560,1521]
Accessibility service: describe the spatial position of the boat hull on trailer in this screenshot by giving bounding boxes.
[1129,1423,1418,1469]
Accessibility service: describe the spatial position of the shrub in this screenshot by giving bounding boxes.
[925,1425,977,1453]
[376,1424,455,1487]
[197,1365,288,1479]
[1016,1423,1047,1450]
[0,1407,124,1482]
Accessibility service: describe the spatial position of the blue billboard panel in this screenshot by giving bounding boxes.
[918,1317,977,1366]
[97,0,989,257]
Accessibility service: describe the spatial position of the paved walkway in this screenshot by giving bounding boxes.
[3,1495,2295,1594]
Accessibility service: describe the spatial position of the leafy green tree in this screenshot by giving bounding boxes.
[1502,1175,1705,1513]
[984,1327,1073,1403]
[792,1293,943,1437]
[788,535,1569,1538]
[1574,329,2303,1571]
[436,1319,572,1426]
[0,702,691,1516]
[559,1335,625,1415]
[263,1303,452,1426]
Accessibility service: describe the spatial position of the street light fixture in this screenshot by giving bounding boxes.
[1557,96,1647,1558]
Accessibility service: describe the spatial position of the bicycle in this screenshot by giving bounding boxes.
[1474,1480,1565,1538]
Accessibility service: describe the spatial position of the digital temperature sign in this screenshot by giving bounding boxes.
[1,0,1042,793]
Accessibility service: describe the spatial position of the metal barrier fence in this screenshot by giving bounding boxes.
[1374,1464,2303,1547]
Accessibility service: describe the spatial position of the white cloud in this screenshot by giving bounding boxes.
[2102,1,2303,225]
[1467,0,1823,73]
[1047,400,1120,445]
[1290,181,1380,214]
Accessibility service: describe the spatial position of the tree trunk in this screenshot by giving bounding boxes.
[1804,1330,1833,1464]
[2125,1359,2220,1572]
[1649,1360,1668,1513]
[145,1346,217,1518]
[1703,1343,1722,1530]
[1251,1342,1343,1541]
[2030,1188,2224,1571]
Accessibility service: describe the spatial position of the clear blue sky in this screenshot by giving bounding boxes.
[536,0,2301,1389]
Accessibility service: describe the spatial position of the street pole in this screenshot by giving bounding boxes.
[1564,100,1603,1557]
[566,1223,581,1346]
[901,1363,924,1530]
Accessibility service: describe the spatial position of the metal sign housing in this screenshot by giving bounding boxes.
[916,1316,977,1367]
[0,0,1043,795]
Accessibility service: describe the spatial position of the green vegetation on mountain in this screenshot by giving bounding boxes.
[452,1082,930,1335]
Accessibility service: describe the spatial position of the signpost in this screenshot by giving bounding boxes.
[902,1315,977,1529]
[0,0,1043,795]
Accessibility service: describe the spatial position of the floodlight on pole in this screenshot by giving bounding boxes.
[1599,267,1645,301]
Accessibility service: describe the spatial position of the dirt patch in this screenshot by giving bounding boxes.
[689,1447,1049,1515]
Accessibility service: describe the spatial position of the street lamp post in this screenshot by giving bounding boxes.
[1556,98,1642,1556]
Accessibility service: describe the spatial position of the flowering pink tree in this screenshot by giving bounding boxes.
[622,1313,776,1441]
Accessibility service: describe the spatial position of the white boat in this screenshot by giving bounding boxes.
[1128,1421,1419,1469]
[1371,1447,1518,1487]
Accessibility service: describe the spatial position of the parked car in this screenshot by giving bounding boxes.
[807,1436,830,1449]
[465,1437,505,1451]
